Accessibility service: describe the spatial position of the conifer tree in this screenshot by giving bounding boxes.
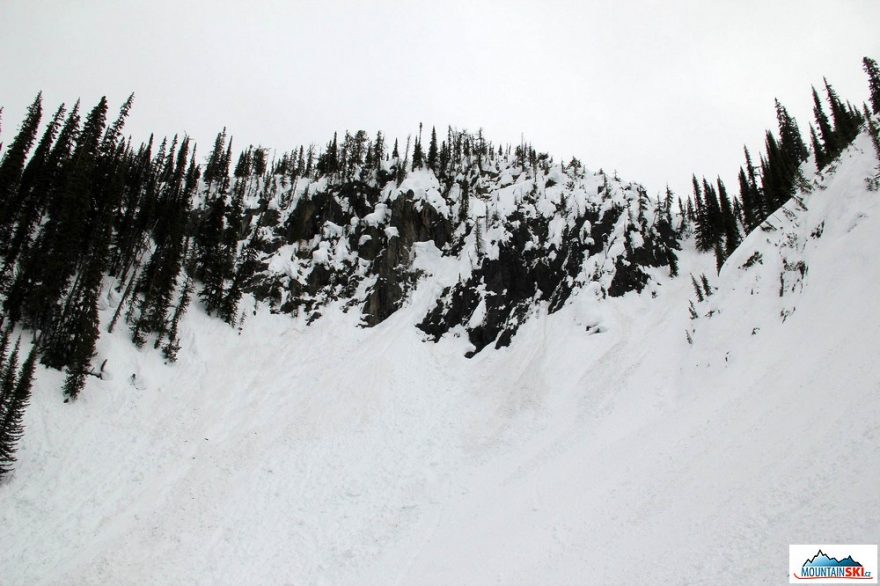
[812,86,836,164]
[203,128,228,187]
[700,177,722,252]
[0,330,10,374]
[0,102,66,271]
[760,132,793,211]
[663,187,674,223]
[233,147,252,178]
[218,185,244,324]
[11,97,107,334]
[692,176,709,251]
[439,141,449,178]
[717,178,740,258]
[677,197,688,232]
[0,93,43,236]
[373,132,385,171]
[737,167,758,234]
[130,139,192,345]
[864,56,880,115]
[162,276,193,362]
[809,124,826,171]
[252,147,267,177]
[0,346,36,480]
[713,239,725,274]
[458,180,470,224]
[742,146,763,219]
[108,135,153,278]
[824,78,859,149]
[427,126,438,172]
[364,139,374,172]
[197,194,228,315]
[59,251,103,399]
[412,136,424,170]
[0,339,20,408]
[690,275,704,302]
[866,112,880,165]
[775,99,808,166]
[321,133,339,176]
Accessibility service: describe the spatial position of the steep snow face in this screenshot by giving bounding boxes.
[1,133,879,585]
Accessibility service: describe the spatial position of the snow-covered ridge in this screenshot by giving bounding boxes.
[239,156,678,354]
[689,129,880,364]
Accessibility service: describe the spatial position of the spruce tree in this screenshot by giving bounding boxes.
[700,177,722,252]
[59,251,103,399]
[692,176,711,251]
[373,132,385,171]
[0,339,20,408]
[427,126,438,172]
[218,185,244,324]
[252,147,267,177]
[0,346,37,480]
[864,56,880,115]
[412,137,423,170]
[0,330,10,375]
[197,194,227,315]
[203,128,228,187]
[16,97,107,335]
[233,146,252,178]
[459,180,470,224]
[162,276,193,362]
[3,101,81,323]
[0,93,43,236]
[760,132,793,211]
[677,197,689,232]
[775,99,808,166]
[1,103,65,261]
[809,124,826,171]
[824,78,859,149]
[812,86,836,164]
[40,96,120,375]
[737,168,757,233]
[742,146,763,217]
[690,275,704,302]
[438,140,449,178]
[866,113,880,166]
[713,239,725,274]
[717,178,740,258]
[130,139,192,345]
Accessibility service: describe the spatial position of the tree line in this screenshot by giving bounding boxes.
[678,57,880,271]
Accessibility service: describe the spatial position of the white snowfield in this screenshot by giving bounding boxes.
[2,133,879,585]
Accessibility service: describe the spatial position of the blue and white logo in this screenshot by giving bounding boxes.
[790,545,878,583]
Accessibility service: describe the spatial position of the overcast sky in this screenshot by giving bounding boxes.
[1,0,878,197]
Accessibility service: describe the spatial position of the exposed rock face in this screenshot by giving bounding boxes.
[419,195,679,355]
[362,189,453,326]
[237,161,678,355]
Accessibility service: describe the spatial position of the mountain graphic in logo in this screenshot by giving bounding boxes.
[790,544,877,583]
[794,548,874,581]
[803,550,864,568]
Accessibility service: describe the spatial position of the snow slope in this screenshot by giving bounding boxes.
[1,133,879,585]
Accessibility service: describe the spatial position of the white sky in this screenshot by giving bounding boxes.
[1,0,878,197]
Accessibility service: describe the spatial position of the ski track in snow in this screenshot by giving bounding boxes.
[2,133,880,585]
